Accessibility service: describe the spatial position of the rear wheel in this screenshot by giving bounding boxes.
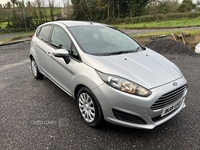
[31,58,44,79]
[77,87,103,127]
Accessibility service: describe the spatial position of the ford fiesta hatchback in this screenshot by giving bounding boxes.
[29,21,188,129]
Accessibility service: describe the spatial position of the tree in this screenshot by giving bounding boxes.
[41,0,48,22]
[10,0,17,8]
[5,2,12,9]
[178,0,195,12]
[27,1,32,7]
[145,0,180,16]
[62,0,74,19]
[71,0,89,20]
[156,0,179,14]
[70,0,152,22]
[31,2,39,26]
[128,0,149,17]
[36,0,45,24]
[48,0,55,21]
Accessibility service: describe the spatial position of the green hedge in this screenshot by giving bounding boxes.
[111,11,200,24]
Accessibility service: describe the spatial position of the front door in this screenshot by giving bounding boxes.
[45,26,74,95]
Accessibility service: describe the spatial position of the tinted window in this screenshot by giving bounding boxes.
[50,26,71,50]
[38,26,51,42]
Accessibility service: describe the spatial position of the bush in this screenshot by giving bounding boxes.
[111,11,200,24]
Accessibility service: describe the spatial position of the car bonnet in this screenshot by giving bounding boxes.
[82,48,183,89]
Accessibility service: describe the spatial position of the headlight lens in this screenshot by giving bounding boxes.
[97,71,151,97]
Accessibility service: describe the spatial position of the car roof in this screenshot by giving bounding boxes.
[43,20,108,27]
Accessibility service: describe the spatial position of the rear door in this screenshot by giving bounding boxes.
[34,25,52,74]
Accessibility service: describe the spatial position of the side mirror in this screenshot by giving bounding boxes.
[52,49,69,57]
[52,49,70,64]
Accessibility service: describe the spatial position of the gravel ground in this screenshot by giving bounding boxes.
[0,41,200,150]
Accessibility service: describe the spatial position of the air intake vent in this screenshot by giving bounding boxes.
[112,109,146,124]
[151,85,187,110]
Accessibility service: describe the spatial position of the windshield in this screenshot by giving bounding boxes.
[69,25,141,56]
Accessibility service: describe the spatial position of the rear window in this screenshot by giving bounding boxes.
[37,25,52,42]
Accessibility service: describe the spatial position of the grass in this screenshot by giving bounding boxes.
[0,31,34,44]
[114,18,200,29]
[11,31,34,40]
[0,38,9,44]
[13,31,34,37]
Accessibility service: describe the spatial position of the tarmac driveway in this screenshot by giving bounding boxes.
[0,42,199,150]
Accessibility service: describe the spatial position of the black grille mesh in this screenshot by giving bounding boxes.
[112,109,146,124]
[151,85,187,110]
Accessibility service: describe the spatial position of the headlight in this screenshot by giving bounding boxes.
[97,71,151,97]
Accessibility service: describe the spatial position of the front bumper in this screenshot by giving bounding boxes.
[92,77,187,129]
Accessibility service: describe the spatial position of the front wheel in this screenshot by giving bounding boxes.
[77,87,104,128]
[31,58,44,79]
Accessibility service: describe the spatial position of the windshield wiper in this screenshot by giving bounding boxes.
[104,50,135,56]
[134,46,140,52]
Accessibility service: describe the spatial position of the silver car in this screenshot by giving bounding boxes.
[29,21,188,129]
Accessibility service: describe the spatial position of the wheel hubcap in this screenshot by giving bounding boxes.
[31,60,37,77]
[78,93,95,123]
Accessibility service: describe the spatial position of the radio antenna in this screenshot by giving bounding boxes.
[78,2,92,24]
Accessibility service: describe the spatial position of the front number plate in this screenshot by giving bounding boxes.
[161,98,183,117]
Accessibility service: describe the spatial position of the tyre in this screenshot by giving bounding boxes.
[31,58,44,79]
[77,87,103,127]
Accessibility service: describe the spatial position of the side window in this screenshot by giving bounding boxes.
[50,26,71,50]
[38,26,51,42]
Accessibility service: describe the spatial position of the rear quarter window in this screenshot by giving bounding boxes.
[37,25,52,42]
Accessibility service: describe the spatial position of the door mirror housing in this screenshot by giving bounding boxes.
[52,49,69,57]
[53,49,70,64]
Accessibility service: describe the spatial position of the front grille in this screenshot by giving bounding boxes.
[151,85,187,110]
[112,109,146,124]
